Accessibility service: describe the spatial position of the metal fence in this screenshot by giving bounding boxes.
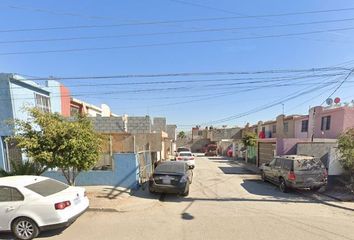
[137,151,153,187]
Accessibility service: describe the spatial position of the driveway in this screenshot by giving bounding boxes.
[2,156,354,240]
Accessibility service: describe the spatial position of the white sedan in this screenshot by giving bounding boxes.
[0,175,89,240]
[176,151,195,169]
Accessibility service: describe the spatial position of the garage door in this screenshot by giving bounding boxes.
[258,142,276,166]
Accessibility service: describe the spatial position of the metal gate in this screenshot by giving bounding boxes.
[137,151,153,187]
[258,142,276,167]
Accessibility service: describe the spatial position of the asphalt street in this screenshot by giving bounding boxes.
[2,156,354,240]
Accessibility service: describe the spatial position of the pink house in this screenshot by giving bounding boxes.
[295,105,354,139]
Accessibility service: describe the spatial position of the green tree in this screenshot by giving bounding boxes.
[10,108,102,185]
[338,128,354,192]
[242,131,257,147]
[178,131,186,139]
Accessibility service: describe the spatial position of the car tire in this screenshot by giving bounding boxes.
[12,217,39,240]
[279,178,288,193]
[311,186,321,192]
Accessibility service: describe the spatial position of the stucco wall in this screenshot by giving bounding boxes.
[294,117,309,138]
[44,153,139,189]
[60,85,71,117]
[45,80,61,114]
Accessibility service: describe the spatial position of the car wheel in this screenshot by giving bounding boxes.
[261,172,267,182]
[311,186,321,192]
[279,178,288,193]
[12,217,39,240]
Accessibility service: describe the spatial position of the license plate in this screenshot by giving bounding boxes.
[162,179,171,184]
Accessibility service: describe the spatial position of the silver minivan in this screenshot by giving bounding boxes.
[260,155,328,193]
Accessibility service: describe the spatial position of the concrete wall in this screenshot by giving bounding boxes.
[127,116,151,134]
[211,127,241,141]
[152,117,166,133]
[44,153,139,189]
[91,117,126,133]
[297,142,338,171]
[166,124,177,141]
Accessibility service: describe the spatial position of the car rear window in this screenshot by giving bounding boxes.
[282,159,293,171]
[294,158,324,171]
[179,152,192,157]
[25,179,69,197]
[155,163,185,174]
[177,148,190,152]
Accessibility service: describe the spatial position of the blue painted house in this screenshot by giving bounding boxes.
[0,73,63,171]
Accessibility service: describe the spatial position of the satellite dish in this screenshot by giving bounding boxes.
[326,98,333,105]
[334,97,341,104]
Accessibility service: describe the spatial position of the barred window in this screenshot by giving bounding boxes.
[35,94,51,112]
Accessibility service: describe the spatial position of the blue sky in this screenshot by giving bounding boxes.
[1,0,354,131]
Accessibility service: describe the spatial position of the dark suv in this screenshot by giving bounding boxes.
[260,155,328,193]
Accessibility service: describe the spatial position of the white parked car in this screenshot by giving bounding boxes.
[0,175,89,240]
[176,151,195,169]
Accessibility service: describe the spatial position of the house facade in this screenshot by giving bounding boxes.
[0,73,68,171]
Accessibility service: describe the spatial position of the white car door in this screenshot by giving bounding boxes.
[0,186,25,231]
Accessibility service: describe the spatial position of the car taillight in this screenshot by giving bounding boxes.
[55,201,71,210]
[189,157,194,160]
[288,171,296,181]
[177,157,182,160]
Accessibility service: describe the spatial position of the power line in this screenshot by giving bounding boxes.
[3,26,354,56]
[2,17,354,45]
[2,7,354,33]
[12,67,348,81]
[320,68,354,105]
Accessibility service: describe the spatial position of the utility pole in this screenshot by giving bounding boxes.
[281,103,284,115]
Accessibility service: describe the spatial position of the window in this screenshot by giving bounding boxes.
[255,128,258,134]
[275,158,282,168]
[0,187,24,202]
[321,116,331,131]
[272,125,276,133]
[70,106,80,116]
[25,179,69,197]
[301,120,309,132]
[35,93,51,112]
[283,122,289,132]
[282,159,293,171]
[269,159,276,166]
[262,127,265,132]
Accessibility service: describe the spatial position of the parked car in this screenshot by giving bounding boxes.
[0,176,89,240]
[260,155,327,193]
[176,151,195,169]
[174,147,191,160]
[205,144,218,156]
[149,161,193,196]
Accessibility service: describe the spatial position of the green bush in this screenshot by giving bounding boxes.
[0,161,47,177]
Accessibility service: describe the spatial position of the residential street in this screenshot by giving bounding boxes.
[3,156,354,240]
